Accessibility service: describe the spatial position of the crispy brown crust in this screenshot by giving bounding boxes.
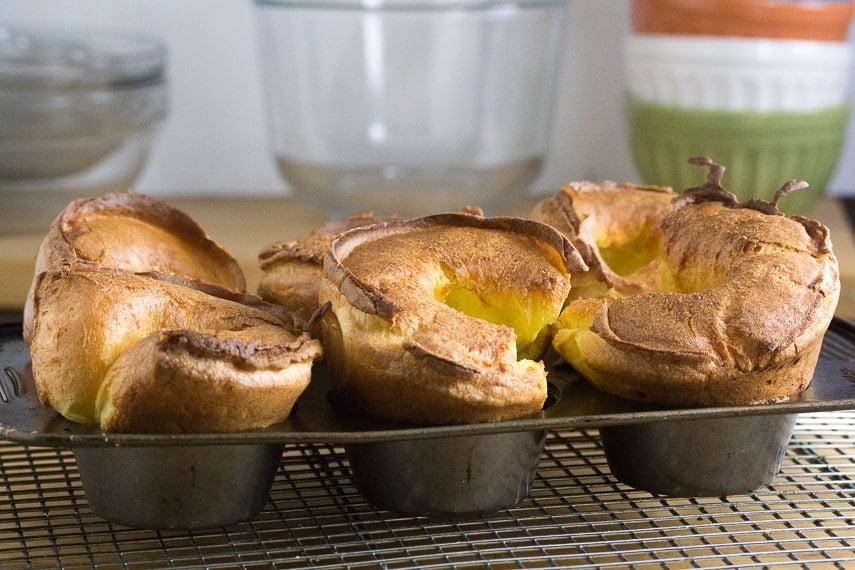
[155,326,320,368]
[326,213,585,318]
[47,191,245,288]
[319,212,586,425]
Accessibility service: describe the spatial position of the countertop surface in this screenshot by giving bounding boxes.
[1,195,854,318]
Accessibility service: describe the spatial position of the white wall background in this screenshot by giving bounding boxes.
[4,0,855,197]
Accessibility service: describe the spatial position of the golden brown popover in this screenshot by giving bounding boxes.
[318,212,586,425]
[537,158,840,407]
[258,212,385,322]
[24,192,323,433]
[28,266,322,433]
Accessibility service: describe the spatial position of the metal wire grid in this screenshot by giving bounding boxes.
[0,412,852,570]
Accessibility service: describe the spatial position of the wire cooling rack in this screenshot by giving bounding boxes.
[0,411,853,569]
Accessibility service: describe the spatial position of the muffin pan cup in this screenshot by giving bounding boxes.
[3,321,855,526]
[73,443,283,529]
[346,429,546,516]
[600,413,797,497]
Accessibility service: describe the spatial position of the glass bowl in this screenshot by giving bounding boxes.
[0,25,168,235]
[254,0,569,216]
